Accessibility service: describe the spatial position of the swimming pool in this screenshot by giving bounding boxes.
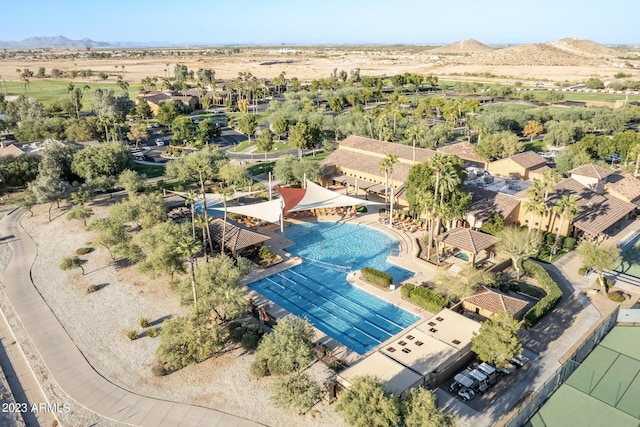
[614,233,640,279]
[249,222,419,354]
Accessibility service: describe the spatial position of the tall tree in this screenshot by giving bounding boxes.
[256,128,275,161]
[540,169,562,202]
[471,310,522,368]
[288,121,312,160]
[251,315,315,377]
[523,182,546,235]
[126,122,148,148]
[238,114,258,141]
[403,388,456,427]
[378,154,398,204]
[576,241,621,288]
[271,115,289,141]
[551,195,579,256]
[496,227,542,280]
[177,236,201,308]
[165,146,228,255]
[405,124,426,163]
[335,376,401,427]
[523,120,544,142]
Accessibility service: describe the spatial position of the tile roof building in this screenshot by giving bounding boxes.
[488,151,548,180]
[459,286,531,321]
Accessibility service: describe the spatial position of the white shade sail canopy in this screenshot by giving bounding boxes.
[288,180,382,212]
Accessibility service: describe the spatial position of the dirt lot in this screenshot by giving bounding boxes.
[2,40,639,86]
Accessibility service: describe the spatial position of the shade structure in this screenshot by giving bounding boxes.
[209,198,284,224]
[208,218,270,253]
[283,180,382,213]
[436,227,498,254]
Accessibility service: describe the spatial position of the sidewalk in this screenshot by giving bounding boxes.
[0,211,262,427]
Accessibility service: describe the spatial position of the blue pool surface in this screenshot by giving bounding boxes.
[455,252,469,262]
[249,222,419,354]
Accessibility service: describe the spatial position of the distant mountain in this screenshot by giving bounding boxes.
[430,39,495,54]
[0,36,112,49]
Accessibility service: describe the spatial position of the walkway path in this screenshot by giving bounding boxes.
[0,211,262,427]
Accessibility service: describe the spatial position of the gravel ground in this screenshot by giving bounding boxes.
[2,203,345,427]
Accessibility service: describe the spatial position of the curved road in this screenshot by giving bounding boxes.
[0,211,262,427]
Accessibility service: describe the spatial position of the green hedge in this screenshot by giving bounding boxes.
[401,283,447,313]
[361,267,393,289]
[522,260,563,328]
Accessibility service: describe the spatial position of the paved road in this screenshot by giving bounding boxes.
[0,211,262,427]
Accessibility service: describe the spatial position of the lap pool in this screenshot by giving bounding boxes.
[248,222,419,354]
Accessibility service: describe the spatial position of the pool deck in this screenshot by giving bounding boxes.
[240,211,442,365]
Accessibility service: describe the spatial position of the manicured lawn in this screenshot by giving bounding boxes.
[2,79,142,109]
[132,163,166,179]
[227,140,254,152]
[246,161,275,176]
[524,139,546,152]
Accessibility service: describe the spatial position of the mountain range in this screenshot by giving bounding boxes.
[0,36,113,49]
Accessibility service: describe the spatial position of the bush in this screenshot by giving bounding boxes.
[578,267,587,276]
[545,233,556,246]
[608,291,626,302]
[522,261,563,328]
[250,359,270,378]
[563,237,577,251]
[361,267,393,289]
[147,327,160,338]
[126,330,138,341]
[241,330,262,350]
[139,317,150,328]
[401,284,447,313]
[76,247,92,255]
[86,284,99,294]
[537,246,551,260]
[257,245,276,260]
[151,363,167,377]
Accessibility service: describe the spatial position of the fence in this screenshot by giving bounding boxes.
[498,305,620,427]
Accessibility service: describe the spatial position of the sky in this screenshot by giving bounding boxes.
[2,0,638,46]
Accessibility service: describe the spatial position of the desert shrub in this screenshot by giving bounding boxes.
[578,267,587,276]
[139,317,150,328]
[401,284,447,313]
[537,246,551,260]
[604,278,614,291]
[563,237,577,251]
[250,359,269,378]
[76,247,92,255]
[241,330,262,350]
[151,362,167,377]
[522,261,562,328]
[271,373,323,412]
[126,330,138,341]
[147,327,160,338]
[86,284,99,294]
[361,267,393,289]
[257,245,276,260]
[608,291,626,302]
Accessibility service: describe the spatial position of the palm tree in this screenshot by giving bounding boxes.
[378,154,398,204]
[551,195,579,256]
[523,181,545,235]
[178,237,201,308]
[429,154,452,204]
[405,124,426,163]
[541,169,561,202]
[194,215,209,263]
[184,190,198,241]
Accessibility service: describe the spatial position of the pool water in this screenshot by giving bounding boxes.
[249,222,419,354]
[614,233,640,279]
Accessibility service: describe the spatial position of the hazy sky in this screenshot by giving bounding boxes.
[3,0,638,45]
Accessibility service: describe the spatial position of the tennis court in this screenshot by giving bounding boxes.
[527,326,640,426]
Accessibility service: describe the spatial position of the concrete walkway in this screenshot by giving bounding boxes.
[0,211,262,427]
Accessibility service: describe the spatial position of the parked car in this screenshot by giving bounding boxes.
[510,354,529,368]
[155,139,165,146]
[458,387,475,401]
[494,362,517,375]
[449,381,463,394]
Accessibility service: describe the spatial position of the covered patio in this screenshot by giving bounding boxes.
[207,218,271,256]
[436,227,499,267]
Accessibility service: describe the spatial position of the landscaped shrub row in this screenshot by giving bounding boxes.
[401,283,447,313]
[522,260,563,328]
[361,267,393,289]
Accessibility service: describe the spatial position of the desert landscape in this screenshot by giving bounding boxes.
[1,38,639,87]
